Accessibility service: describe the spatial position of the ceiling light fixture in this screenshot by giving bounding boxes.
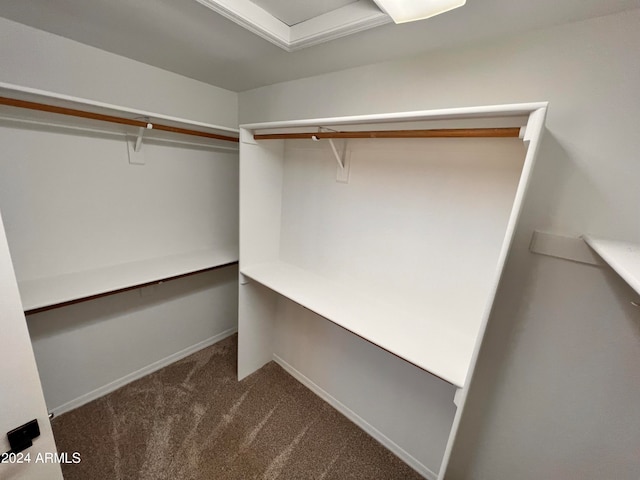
[373,0,466,24]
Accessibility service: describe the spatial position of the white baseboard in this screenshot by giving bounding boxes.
[50,328,237,416]
[273,354,438,480]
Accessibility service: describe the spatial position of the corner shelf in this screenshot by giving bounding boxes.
[20,248,238,313]
[583,235,640,295]
[242,261,474,387]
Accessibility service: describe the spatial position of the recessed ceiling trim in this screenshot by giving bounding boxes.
[194,0,290,47]
[290,2,391,50]
[194,0,391,51]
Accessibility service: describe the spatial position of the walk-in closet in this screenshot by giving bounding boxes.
[1,2,639,479]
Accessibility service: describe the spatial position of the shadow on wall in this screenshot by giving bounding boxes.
[26,265,238,340]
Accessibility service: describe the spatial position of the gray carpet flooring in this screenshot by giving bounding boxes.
[52,334,423,479]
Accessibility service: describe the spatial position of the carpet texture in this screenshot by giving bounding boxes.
[52,335,423,479]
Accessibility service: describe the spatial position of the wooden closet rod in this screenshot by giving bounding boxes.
[0,96,239,143]
[254,127,521,140]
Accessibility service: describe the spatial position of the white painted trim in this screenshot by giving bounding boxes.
[273,354,437,480]
[436,106,548,479]
[242,102,549,131]
[194,0,391,52]
[194,0,290,50]
[240,127,258,144]
[50,328,237,417]
[288,3,391,51]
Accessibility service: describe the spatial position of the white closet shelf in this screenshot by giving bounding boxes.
[20,248,238,312]
[241,261,474,387]
[242,103,547,131]
[583,235,640,295]
[0,82,239,145]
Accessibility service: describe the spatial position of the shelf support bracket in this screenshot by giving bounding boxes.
[453,387,464,407]
[134,127,145,152]
[314,127,347,169]
[328,137,345,169]
[128,119,153,165]
[313,128,350,183]
[134,120,154,153]
[518,126,527,141]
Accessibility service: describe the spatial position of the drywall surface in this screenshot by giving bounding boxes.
[274,299,457,478]
[27,266,238,414]
[240,9,640,479]
[0,126,238,281]
[0,17,238,128]
[279,139,525,346]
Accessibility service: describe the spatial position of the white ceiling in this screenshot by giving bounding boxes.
[252,0,359,26]
[0,0,638,92]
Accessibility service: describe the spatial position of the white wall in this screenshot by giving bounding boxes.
[0,17,237,128]
[274,300,457,478]
[27,266,238,413]
[0,18,241,414]
[240,10,640,479]
[0,127,238,281]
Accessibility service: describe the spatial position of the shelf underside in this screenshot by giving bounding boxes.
[241,261,476,387]
[20,248,238,312]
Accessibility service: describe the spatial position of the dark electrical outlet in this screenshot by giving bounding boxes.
[7,419,40,454]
